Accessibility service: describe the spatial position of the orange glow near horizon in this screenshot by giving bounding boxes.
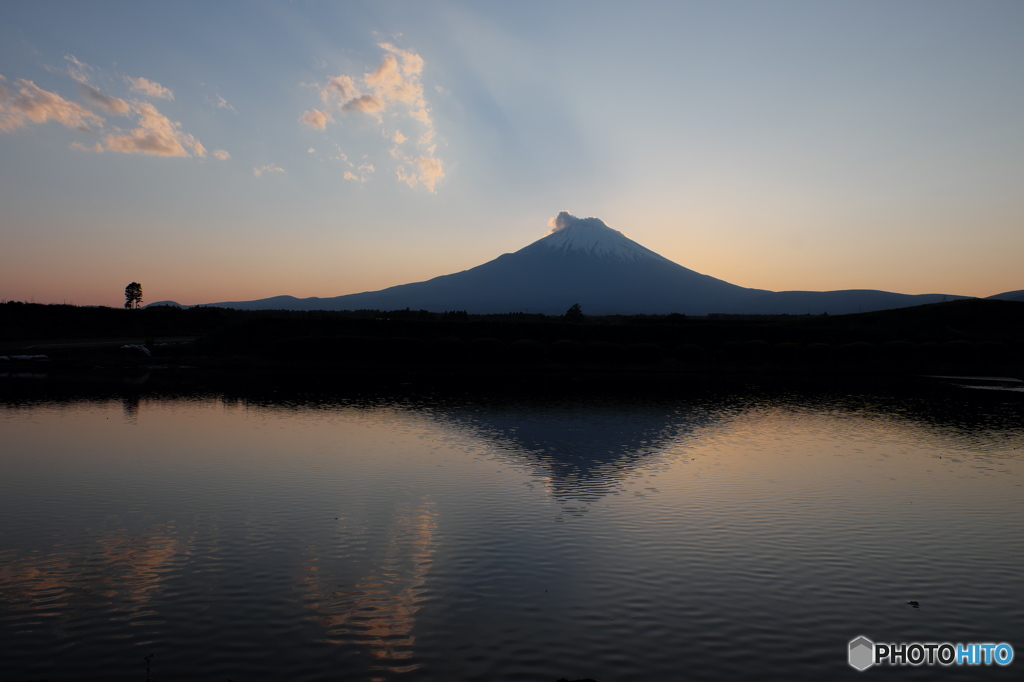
[4,213,1021,308]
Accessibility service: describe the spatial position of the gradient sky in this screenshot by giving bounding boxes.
[2,1,1023,308]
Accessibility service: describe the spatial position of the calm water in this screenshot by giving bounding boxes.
[1,383,1022,681]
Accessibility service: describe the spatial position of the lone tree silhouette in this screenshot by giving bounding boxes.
[124,282,143,309]
[563,302,584,322]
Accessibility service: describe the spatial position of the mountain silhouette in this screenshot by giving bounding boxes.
[989,289,1024,303]
[183,212,971,315]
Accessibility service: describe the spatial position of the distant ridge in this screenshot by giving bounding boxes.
[182,212,977,315]
[989,289,1024,303]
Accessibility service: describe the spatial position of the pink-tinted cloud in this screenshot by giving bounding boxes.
[62,54,92,84]
[416,156,444,193]
[343,161,374,183]
[365,46,424,107]
[395,154,444,193]
[1,66,217,164]
[102,103,204,157]
[0,77,104,132]
[317,46,428,116]
[304,42,444,192]
[70,141,103,152]
[341,94,385,114]
[212,149,230,160]
[254,163,284,177]
[412,107,432,128]
[325,75,359,101]
[81,84,130,115]
[127,76,174,100]
[301,108,329,130]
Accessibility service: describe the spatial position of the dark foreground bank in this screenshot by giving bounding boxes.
[2,299,1023,388]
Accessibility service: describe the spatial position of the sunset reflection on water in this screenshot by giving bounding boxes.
[0,523,187,624]
[299,499,437,675]
[1,388,1022,681]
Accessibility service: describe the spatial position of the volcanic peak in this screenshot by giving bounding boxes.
[539,211,664,262]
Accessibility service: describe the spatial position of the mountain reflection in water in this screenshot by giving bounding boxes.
[421,391,1023,507]
[425,399,727,504]
[0,384,1021,681]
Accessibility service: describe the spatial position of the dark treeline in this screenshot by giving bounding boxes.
[2,299,1023,375]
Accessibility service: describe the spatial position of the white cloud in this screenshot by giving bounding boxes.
[127,76,174,100]
[548,211,577,233]
[211,94,235,111]
[0,77,104,132]
[254,163,284,177]
[63,54,92,84]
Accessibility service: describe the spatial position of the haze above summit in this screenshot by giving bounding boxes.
[2,1,1023,307]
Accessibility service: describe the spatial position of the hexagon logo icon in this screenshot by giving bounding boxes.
[849,636,875,671]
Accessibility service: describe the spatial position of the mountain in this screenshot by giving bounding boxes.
[189,212,970,315]
[988,289,1024,303]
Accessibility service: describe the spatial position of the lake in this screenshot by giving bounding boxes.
[1,379,1021,681]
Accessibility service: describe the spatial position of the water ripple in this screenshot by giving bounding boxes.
[1,390,1022,680]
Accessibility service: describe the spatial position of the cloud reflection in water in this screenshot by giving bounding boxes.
[298,499,437,675]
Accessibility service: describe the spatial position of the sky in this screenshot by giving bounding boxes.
[2,0,1023,308]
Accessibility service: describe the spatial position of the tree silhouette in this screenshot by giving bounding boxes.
[563,303,584,322]
[124,282,143,309]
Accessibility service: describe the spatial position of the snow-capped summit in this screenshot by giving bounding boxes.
[537,211,668,262]
[196,211,762,314]
[192,211,968,315]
